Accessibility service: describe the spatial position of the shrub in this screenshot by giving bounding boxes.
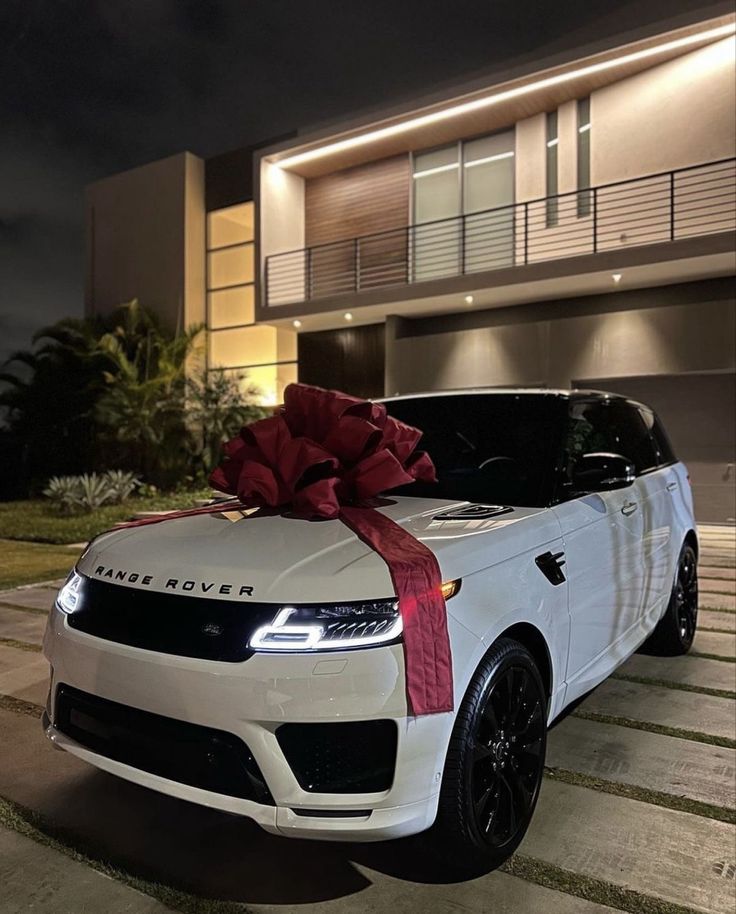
[43,470,140,514]
[102,469,141,503]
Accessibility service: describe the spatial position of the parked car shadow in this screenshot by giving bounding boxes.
[40,767,468,905]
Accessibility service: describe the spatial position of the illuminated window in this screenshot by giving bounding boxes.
[546,111,559,227]
[577,97,592,217]
[206,201,296,406]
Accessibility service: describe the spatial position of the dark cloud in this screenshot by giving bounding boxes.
[0,0,728,362]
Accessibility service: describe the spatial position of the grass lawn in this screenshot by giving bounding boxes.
[0,491,213,546]
[0,540,79,590]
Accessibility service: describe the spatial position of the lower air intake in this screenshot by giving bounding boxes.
[54,684,274,804]
[276,720,397,793]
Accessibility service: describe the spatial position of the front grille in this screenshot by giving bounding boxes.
[276,720,397,793]
[54,684,274,804]
[66,576,278,662]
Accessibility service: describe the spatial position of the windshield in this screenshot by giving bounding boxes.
[384,393,565,508]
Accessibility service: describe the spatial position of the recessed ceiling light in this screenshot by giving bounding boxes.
[292,319,302,328]
[612,273,622,283]
[464,295,474,304]
[344,312,353,321]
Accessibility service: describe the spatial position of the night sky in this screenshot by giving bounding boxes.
[0,0,725,364]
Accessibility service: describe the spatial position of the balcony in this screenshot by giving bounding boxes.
[264,158,735,311]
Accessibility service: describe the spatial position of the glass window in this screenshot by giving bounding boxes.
[208,243,254,289]
[463,132,515,214]
[384,394,566,507]
[639,407,677,465]
[207,203,254,249]
[564,399,658,477]
[413,145,460,222]
[208,286,255,329]
[546,111,559,227]
[577,97,591,217]
[412,144,461,280]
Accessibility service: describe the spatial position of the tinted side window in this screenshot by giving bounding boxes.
[564,400,658,477]
[639,407,676,465]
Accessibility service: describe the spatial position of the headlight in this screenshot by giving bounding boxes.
[249,580,460,653]
[56,570,84,614]
[250,600,402,651]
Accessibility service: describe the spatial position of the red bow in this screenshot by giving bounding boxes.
[209,383,437,515]
[210,384,454,716]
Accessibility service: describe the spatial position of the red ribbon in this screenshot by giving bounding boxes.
[121,384,454,715]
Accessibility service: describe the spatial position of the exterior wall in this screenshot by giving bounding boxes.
[304,155,410,245]
[592,37,736,183]
[85,152,205,333]
[386,280,735,394]
[259,160,306,306]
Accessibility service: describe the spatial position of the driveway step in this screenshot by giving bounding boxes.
[700,611,736,633]
[620,652,736,694]
[700,592,736,611]
[0,645,49,706]
[0,587,57,613]
[547,715,736,810]
[0,823,172,914]
[0,607,46,646]
[701,566,736,581]
[702,577,736,595]
[579,678,736,742]
[693,630,736,658]
[523,779,736,914]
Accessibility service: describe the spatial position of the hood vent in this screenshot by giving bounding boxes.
[433,504,513,521]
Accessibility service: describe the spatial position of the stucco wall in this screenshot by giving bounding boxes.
[592,38,736,183]
[85,152,205,333]
[387,284,735,394]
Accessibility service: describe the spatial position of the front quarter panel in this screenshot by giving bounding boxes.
[443,509,569,722]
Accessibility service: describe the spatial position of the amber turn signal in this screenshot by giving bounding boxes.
[440,579,461,601]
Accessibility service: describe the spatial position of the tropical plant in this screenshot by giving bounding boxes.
[101,470,141,503]
[93,301,205,487]
[43,475,84,515]
[185,369,268,476]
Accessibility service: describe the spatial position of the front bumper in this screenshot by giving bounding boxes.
[43,605,454,841]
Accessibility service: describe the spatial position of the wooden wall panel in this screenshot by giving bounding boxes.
[298,324,386,399]
[305,155,410,298]
[305,154,411,247]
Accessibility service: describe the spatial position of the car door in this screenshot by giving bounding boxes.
[627,403,677,621]
[552,399,646,697]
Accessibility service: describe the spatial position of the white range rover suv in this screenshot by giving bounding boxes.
[43,389,698,872]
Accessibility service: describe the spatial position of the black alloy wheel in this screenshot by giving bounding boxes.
[469,662,546,847]
[643,542,699,655]
[427,638,547,874]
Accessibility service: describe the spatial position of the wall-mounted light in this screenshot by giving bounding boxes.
[612,273,622,283]
[344,312,353,321]
[274,23,735,170]
[464,295,474,304]
[292,319,302,328]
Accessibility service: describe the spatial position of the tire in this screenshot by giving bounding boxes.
[426,638,547,875]
[643,542,698,656]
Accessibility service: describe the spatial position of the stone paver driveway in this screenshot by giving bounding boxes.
[0,527,734,914]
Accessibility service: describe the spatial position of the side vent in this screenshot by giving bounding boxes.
[433,504,513,521]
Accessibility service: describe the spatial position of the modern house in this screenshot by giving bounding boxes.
[85,10,736,521]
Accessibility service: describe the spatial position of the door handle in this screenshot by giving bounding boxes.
[621,501,638,516]
[666,481,678,492]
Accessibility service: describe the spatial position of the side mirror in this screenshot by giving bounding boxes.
[572,452,635,492]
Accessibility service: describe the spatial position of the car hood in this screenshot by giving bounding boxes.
[78,497,561,604]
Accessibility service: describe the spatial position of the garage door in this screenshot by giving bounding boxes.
[574,374,736,525]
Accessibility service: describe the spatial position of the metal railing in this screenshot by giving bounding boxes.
[265,158,736,308]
